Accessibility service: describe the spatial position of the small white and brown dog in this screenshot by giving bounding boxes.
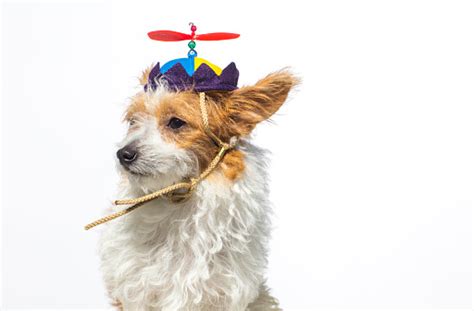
[98,67,297,310]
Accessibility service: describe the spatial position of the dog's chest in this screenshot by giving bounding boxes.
[99,187,270,310]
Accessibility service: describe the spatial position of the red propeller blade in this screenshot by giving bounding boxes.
[195,32,240,41]
[148,30,192,41]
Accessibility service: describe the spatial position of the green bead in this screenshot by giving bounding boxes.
[188,41,196,49]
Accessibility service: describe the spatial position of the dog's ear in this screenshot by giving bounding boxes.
[226,69,298,136]
[138,64,155,86]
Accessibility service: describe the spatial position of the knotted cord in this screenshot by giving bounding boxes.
[84,92,238,230]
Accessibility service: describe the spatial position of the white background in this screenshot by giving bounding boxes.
[1,0,473,310]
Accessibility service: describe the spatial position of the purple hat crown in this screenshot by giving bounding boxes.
[145,61,239,92]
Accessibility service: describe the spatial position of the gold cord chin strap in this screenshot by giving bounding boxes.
[84,92,238,230]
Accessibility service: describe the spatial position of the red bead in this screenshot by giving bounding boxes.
[191,25,197,32]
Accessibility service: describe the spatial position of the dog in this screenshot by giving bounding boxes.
[98,66,297,310]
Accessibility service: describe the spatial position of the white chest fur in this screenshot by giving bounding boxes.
[98,144,273,311]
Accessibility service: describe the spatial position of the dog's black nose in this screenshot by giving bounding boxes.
[117,145,138,165]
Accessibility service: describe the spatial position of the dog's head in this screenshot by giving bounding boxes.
[117,67,297,191]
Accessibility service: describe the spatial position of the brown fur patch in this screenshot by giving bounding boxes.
[155,92,220,171]
[221,149,245,180]
[139,64,155,86]
[124,92,147,122]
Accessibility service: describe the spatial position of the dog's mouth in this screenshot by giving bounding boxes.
[120,163,152,177]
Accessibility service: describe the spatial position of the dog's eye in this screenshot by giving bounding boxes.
[128,118,137,126]
[167,117,186,129]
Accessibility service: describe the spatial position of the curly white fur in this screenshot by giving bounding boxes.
[98,89,280,310]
